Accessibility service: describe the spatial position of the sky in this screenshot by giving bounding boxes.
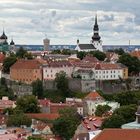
[0,0,140,45]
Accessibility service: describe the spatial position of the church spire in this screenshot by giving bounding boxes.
[92,14,100,41]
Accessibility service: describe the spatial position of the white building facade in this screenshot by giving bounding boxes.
[43,60,73,80]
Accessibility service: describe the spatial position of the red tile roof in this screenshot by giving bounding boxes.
[93,129,140,140]
[48,60,72,67]
[26,113,59,120]
[82,55,99,63]
[11,59,42,69]
[130,50,140,59]
[95,63,123,70]
[38,99,50,107]
[85,91,104,101]
[0,53,5,63]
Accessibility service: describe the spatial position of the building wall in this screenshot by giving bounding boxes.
[10,68,42,84]
[95,69,123,80]
[43,66,73,80]
[84,99,120,116]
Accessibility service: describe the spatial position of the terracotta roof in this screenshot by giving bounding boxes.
[48,60,72,67]
[130,50,140,59]
[95,63,124,70]
[85,91,104,101]
[0,53,5,63]
[10,59,42,69]
[82,55,99,63]
[38,99,50,107]
[93,129,140,140]
[26,113,59,120]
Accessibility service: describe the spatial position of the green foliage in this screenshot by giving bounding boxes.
[16,47,27,58]
[16,47,33,59]
[3,56,17,73]
[32,79,43,98]
[16,95,40,113]
[77,51,87,60]
[43,89,66,103]
[0,78,14,100]
[118,53,140,75]
[7,108,31,127]
[95,104,111,117]
[114,91,137,106]
[101,104,137,129]
[89,50,106,61]
[113,104,137,123]
[51,49,61,54]
[27,136,43,140]
[55,71,69,94]
[101,114,125,129]
[61,49,71,55]
[53,108,81,140]
[114,48,125,55]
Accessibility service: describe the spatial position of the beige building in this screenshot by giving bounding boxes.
[10,59,42,84]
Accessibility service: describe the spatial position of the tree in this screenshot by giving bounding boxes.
[113,104,137,123]
[51,49,61,54]
[77,51,87,60]
[27,137,43,140]
[53,108,81,140]
[16,47,33,59]
[89,50,106,61]
[32,79,43,98]
[16,95,40,113]
[55,71,69,93]
[7,113,31,127]
[7,108,31,127]
[114,48,125,55]
[16,47,27,58]
[61,49,71,55]
[118,53,140,75]
[3,56,17,73]
[101,104,137,129]
[95,104,111,117]
[101,114,125,129]
[114,91,137,106]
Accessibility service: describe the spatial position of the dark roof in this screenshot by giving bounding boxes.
[78,44,96,50]
[0,31,7,40]
[10,39,15,45]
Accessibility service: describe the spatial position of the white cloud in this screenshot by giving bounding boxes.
[0,0,139,45]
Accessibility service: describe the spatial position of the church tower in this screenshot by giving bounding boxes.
[10,39,16,53]
[92,15,103,52]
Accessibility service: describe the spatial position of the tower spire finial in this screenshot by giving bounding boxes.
[95,14,97,25]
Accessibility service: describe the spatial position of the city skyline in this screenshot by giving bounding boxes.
[0,0,140,45]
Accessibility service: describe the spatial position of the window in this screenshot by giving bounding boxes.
[47,75,49,77]
[46,70,47,72]
[51,75,53,77]
[51,70,52,73]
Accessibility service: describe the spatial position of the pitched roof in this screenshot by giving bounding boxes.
[26,113,59,120]
[47,60,72,67]
[10,59,41,69]
[82,55,99,63]
[130,50,140,59]
[85,91,104,101]
[0,53,5,63]
[95,62,126,70]
[93,129,140,140]
[78,44,96,50]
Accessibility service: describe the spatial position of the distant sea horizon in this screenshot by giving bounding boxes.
[15,44,140,52]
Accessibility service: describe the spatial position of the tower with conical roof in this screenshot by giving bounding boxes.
[10,39,16,53]
[0,30,8,43]
[92,15,103,52]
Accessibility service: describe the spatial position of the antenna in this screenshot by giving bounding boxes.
[129,40,130,46]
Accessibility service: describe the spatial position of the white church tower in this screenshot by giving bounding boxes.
[91,15,103,52]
